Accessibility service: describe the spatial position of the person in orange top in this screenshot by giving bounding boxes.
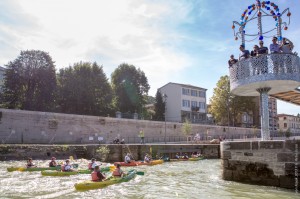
[91,165,106,181]
[112,164,125,177]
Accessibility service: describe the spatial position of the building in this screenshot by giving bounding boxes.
[277,113,300,134]
[158,82,207,123]
[0,66,5,89]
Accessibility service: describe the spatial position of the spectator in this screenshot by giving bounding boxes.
[239,45,250,61]
[270,37,281,73]
[228,54,238,67]
[281,37,294,73]
[257,40,269,74]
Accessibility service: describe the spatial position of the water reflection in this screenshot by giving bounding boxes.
[0,159,298,199]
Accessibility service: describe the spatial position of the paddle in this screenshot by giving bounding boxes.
[136,171,144,175]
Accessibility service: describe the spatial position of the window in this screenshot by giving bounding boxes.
[284,123,287,128]
[182,88,190,95]
[191,90,198,96]
[199,91,206,97]
[182,100,190,107]
[191,101,198,107]
[199,102,205,109]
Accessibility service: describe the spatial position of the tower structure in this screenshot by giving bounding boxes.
[229,1,300,140]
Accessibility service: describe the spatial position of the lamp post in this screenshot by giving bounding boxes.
[163,94,168,144]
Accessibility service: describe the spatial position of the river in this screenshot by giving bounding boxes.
[0,159,298,199]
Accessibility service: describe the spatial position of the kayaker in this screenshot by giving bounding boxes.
[112,164,125,177]
[26,158,36,168]
[124,153,131,163]
[91,165,106,181]
[63,159,75,172]
[183,153,189,159]
[49,157,57,167]
[175,153,180,159]
[144,154,150,163]
[88,158,98,171]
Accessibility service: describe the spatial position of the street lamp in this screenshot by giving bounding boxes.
[163,94,168,144]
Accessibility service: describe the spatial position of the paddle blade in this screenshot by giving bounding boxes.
[136,171,144,175]
[72,164,79,169]
[18,168,26,172]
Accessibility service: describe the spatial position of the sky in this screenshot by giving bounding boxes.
[0,0,299,115]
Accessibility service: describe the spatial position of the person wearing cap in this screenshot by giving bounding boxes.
[49,157,57,167]
[228,55,238,67]
[257,40,269,74]
[88,158,98,171]
[112,164,125,177]
[91,165,106,181]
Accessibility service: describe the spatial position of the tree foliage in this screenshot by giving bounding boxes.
[111,63,150,114]
[154,90,165,121]
[209,75,255,126]
[182,118,192,136]
[56,61,112,116]
[1,50,56,111]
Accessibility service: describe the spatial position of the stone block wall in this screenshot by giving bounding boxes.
[0,144,219,162]
[0,109,259,144]
[221,140,300,189]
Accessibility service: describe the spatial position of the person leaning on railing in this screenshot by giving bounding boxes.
[250,45,259,75]
[257,40,269,74]
[269,37,281,74]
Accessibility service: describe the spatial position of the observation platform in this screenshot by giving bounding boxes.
[229,53,300,100]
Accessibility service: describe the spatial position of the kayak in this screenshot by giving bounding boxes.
[74,169,137,191]
[114,162,139,167]
[114,159,163,166]
[7,166,60,172]
[41,166,114,176]
[169,158,189,162]
[137,159,164,165]
[188,156,204,161]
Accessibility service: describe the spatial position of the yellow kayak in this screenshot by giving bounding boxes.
[74,170,137,191]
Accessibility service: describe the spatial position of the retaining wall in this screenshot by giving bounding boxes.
[0,144,219,162]
[0,109,260,144]
[221,140,300,189]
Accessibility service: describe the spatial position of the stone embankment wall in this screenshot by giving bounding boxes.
[221,140,300,189]
[0,109,259,144]
[0,144,219,162]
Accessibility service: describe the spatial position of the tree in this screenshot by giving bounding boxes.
[182,118,192,142]
[153,90,165,121]
[2,50,56,111]
[111,63,150,115]
[209,75,255,126]
[56,61,112,116]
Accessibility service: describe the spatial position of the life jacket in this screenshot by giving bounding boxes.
[113,168,122,177]
[88,163,92,170]
[91,171,99,181]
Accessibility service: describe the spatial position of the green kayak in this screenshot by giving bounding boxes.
[74,169,137,191]
[7,166,60,172]
[41,166,114,176]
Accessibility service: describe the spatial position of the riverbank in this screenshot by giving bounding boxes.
[0,144,220,162]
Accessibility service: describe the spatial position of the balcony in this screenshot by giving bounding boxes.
[191,106,200,112]
[229,54,300,96]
